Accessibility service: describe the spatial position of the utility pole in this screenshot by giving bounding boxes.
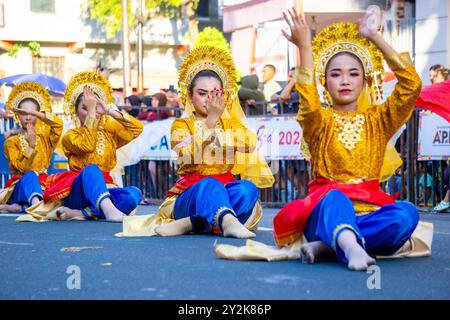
[121,0,132,97]
[136,0,144,93]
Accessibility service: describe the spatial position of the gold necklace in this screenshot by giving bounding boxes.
[332,112,365,150]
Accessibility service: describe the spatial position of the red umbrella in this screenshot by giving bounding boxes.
[415,80,450,122]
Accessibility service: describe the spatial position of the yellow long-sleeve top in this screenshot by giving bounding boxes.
[171,113,257,176]
[4,112,63,175]
[296,52,422,212]
[62,112,143,172]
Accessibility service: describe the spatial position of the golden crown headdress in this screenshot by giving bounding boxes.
[312,22,385,102]
[6,81,52,124]
[63,71,114,115]
[178,45,237,105]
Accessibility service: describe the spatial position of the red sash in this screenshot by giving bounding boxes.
[273,178,395,246]
[4,173,48,189]
[43,171,115,203]
[166,172,236,198]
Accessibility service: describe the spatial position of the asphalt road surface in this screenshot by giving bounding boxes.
[1,206,449,300]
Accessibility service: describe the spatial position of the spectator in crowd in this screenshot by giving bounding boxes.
[426,64,450,212]
[138,93,170,204]
[419,172,433,208]
[429,64,449,84]
[262,64,282,114]
[146,93,169,122]
[165,85,180,117]
[137,95,152,120]
[435,164,450,212]
[272,67,300,114]
[123,95,141,117]
[238,74,266,115]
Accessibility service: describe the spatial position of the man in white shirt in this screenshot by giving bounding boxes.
[262,64,282,114]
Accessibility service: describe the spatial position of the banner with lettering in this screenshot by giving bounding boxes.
[418,111,450,160]
[116,116,305,164]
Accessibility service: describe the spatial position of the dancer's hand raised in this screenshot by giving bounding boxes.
[82,85,97,115]
[282,7,311,48]
[358,8,379,40]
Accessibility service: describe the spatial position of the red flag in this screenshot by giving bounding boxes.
[415,80,450,122]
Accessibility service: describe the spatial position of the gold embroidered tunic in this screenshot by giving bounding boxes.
[155,113,260,230]
[4,112,63,175]
[62,113,143,172]
[171,114,257,176]
[296,52,422,212]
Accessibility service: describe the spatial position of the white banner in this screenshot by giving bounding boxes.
[247,116,303,159]
[117,116,305,163]
[418,111,450,160]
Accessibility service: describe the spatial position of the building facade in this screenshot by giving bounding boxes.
[222,0,450,85]
[0,0,224,95]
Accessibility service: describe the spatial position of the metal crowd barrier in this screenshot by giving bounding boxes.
[0,106,447,210]
[122,108,448,210]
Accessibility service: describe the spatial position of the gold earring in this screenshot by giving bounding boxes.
[323,89,332,107]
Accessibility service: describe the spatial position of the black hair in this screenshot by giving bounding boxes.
[18,98,40,111]
[126,95,141,106]
[152,93,167,107]
[429,64,445,72]
[141,96,152,107]
[75,94,84,111]
[189,70,223,95]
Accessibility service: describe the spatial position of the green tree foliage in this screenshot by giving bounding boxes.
[8,42,41,58]
[193,27,243,84]
[193,27,231,53]
[86,0,199,39]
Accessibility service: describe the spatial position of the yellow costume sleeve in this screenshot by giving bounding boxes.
[375,52,422,142]
[171,118,217,165]
[4,137,35,174]
[62,115,99,155]
[171,118,195,161]
[221,118,257,154]
[107,112,144,148]
[294,67,327,145]
[38,112,64,150]
[171,117,257,163]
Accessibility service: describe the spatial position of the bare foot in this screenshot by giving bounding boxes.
[337,229,376,271]
[103,210,125,222]
[301,241,334,264]
[0,203,23,213]
[221,214,256,239]
[155,217,193,236]
[56,206,84,220]
[346,246,376,271]
[99,198,125,222]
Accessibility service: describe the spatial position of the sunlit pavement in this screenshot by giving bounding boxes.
[0,206,449,300]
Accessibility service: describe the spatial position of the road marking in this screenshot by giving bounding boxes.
[0,240,34,246]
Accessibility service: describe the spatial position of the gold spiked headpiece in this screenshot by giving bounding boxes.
[6,81,52,124]
[63,71,114,116]
[312,22,385,102]
[178,45,237,108]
